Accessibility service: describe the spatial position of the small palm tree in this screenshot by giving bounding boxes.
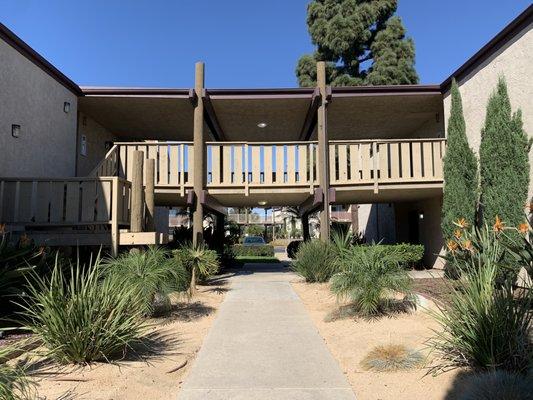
[178,243,219,296]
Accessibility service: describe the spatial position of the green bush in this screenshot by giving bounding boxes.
[335,242,424,269]
[18,256,146,364]
[0,346,34,400]
[174,243,219,296]
[428,256,533,374]
[232,244,274,257]
[291,240,337,283]
[457,371,533,400]
[330,245,412,316]
[102,247,189,316]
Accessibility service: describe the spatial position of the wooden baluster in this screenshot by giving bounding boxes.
[264,145,273,184]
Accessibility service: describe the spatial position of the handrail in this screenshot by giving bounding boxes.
[328,137,446,144]
[89,145,119,177]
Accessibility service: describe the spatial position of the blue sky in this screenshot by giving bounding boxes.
[1,1,530,88]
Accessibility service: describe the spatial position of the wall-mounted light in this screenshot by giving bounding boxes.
[63,102,71,113]
[419,212,424,220]
[257,122,267,128]
[11,124,21,138]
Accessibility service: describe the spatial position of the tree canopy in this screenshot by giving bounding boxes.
[296,0,418,87]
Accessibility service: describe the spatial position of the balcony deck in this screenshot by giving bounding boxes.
[92,138,445,207]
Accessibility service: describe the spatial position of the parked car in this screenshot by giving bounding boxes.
[243,236,266,246]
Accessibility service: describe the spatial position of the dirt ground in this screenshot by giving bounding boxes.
[29,280,228,400]
[291,280,463,400]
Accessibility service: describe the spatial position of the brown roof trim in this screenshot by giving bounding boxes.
[81,87,191,97]
[441,4,533,92]
[0,22,82,95]
[332,84,442,97]
[206,87,315,100]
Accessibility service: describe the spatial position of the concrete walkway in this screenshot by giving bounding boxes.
[178,263,356,400]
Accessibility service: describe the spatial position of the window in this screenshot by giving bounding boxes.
[80,135,87,156]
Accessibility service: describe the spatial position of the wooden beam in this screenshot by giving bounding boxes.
[317,61,331,241]
[199,190,226,215]
[145,158,155,231]
[298,88,320,141]
[298,188,323,217]
[186,189,196,208]
[130,150,144,233]
[188,88,198,106]
[192,62,205,247]
[202,89,226,141]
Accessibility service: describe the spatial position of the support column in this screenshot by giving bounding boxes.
[192,62,205,247]
[145,158,155,231]
[302,213,310,241]
[317,61,330,241]
[130,150,144,233]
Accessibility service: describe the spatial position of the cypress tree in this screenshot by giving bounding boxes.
[296,0,418,87]
[479,77,530,228]
[441,80,478,239]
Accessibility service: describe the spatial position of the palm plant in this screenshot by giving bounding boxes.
[17,255,146,364]
[176,243,219,296]
[427,256,532,374]
[102,247,189,316]
[330,246,412,316]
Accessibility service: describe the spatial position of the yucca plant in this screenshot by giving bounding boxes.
[291,240,337,283]
[175,243,219,296]
[17,255,146,364]
[102,247,189,316]
[428,256,533,374]
[330,245,412,316]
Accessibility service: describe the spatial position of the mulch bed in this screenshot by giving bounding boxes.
[412,278,455,306]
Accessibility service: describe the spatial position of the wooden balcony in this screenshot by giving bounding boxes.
[91,138,445,206]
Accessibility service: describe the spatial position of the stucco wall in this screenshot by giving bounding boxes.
[443,23,533,196]
[76,113,117,176]
[0,38,78,177]
[357,203,396,244]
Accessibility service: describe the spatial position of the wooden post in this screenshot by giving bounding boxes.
[317,61,330,241]
[145,158,155,231]
[192,62,205,247]
[302,213,310,241]
[131,150,144,233]
[111,177,120,256]
[350,204,359,234]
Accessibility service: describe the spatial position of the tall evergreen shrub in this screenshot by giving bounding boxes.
[479,77,530,228]
[441,79,478,239]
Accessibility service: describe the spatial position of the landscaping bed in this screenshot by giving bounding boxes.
[291,280,461,400]
[25,280,228,400]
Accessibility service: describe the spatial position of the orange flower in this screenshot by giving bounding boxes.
[447,240,459,253]
[453,229,462,239]
[455,218,469,229]
[462,240,474,252]
[0,223,5,234]
[518,222,529,234]
[493,216,505,232]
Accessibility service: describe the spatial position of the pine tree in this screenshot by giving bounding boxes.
[441,80,478,239]
[479,77,530,228]
[296,0,418,87]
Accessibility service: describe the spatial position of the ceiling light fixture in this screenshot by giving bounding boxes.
[258,201,267,206]
[257,122,267,128]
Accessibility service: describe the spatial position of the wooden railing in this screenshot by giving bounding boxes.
[329,138,445,191]
[90,139,444,195]
[0,177,131,227]
[206,141,318,193]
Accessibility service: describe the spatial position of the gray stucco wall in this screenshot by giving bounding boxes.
[76,113,117,176]
[0,38,78,177]
[443,22,533,196]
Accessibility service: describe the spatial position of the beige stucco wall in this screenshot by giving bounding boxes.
[357,203,396,244]
[76,113,117,176]
[0,38,78,177]
[443,23,533,196]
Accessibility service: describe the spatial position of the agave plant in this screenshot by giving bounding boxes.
[17,254,146,364]
[330,245,412,316]
[175,243,219,296]
[102,247,189,316]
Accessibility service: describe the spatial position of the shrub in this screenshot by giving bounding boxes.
[102,247,189,316]
[379,243,424,269]
[428,256,533,374]
[0,346,34,400]
[457,371,533,400]
[287,240,302,259]
[479,77,529,233]
[330,246,412,316]
[361,344,424,372]
[441,79,478,241]
[291,240,337,283]
[232,244,274,257]
[18,256,146,364]
[175,243,219,296]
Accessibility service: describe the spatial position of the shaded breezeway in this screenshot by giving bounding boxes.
[177,263,356,400]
